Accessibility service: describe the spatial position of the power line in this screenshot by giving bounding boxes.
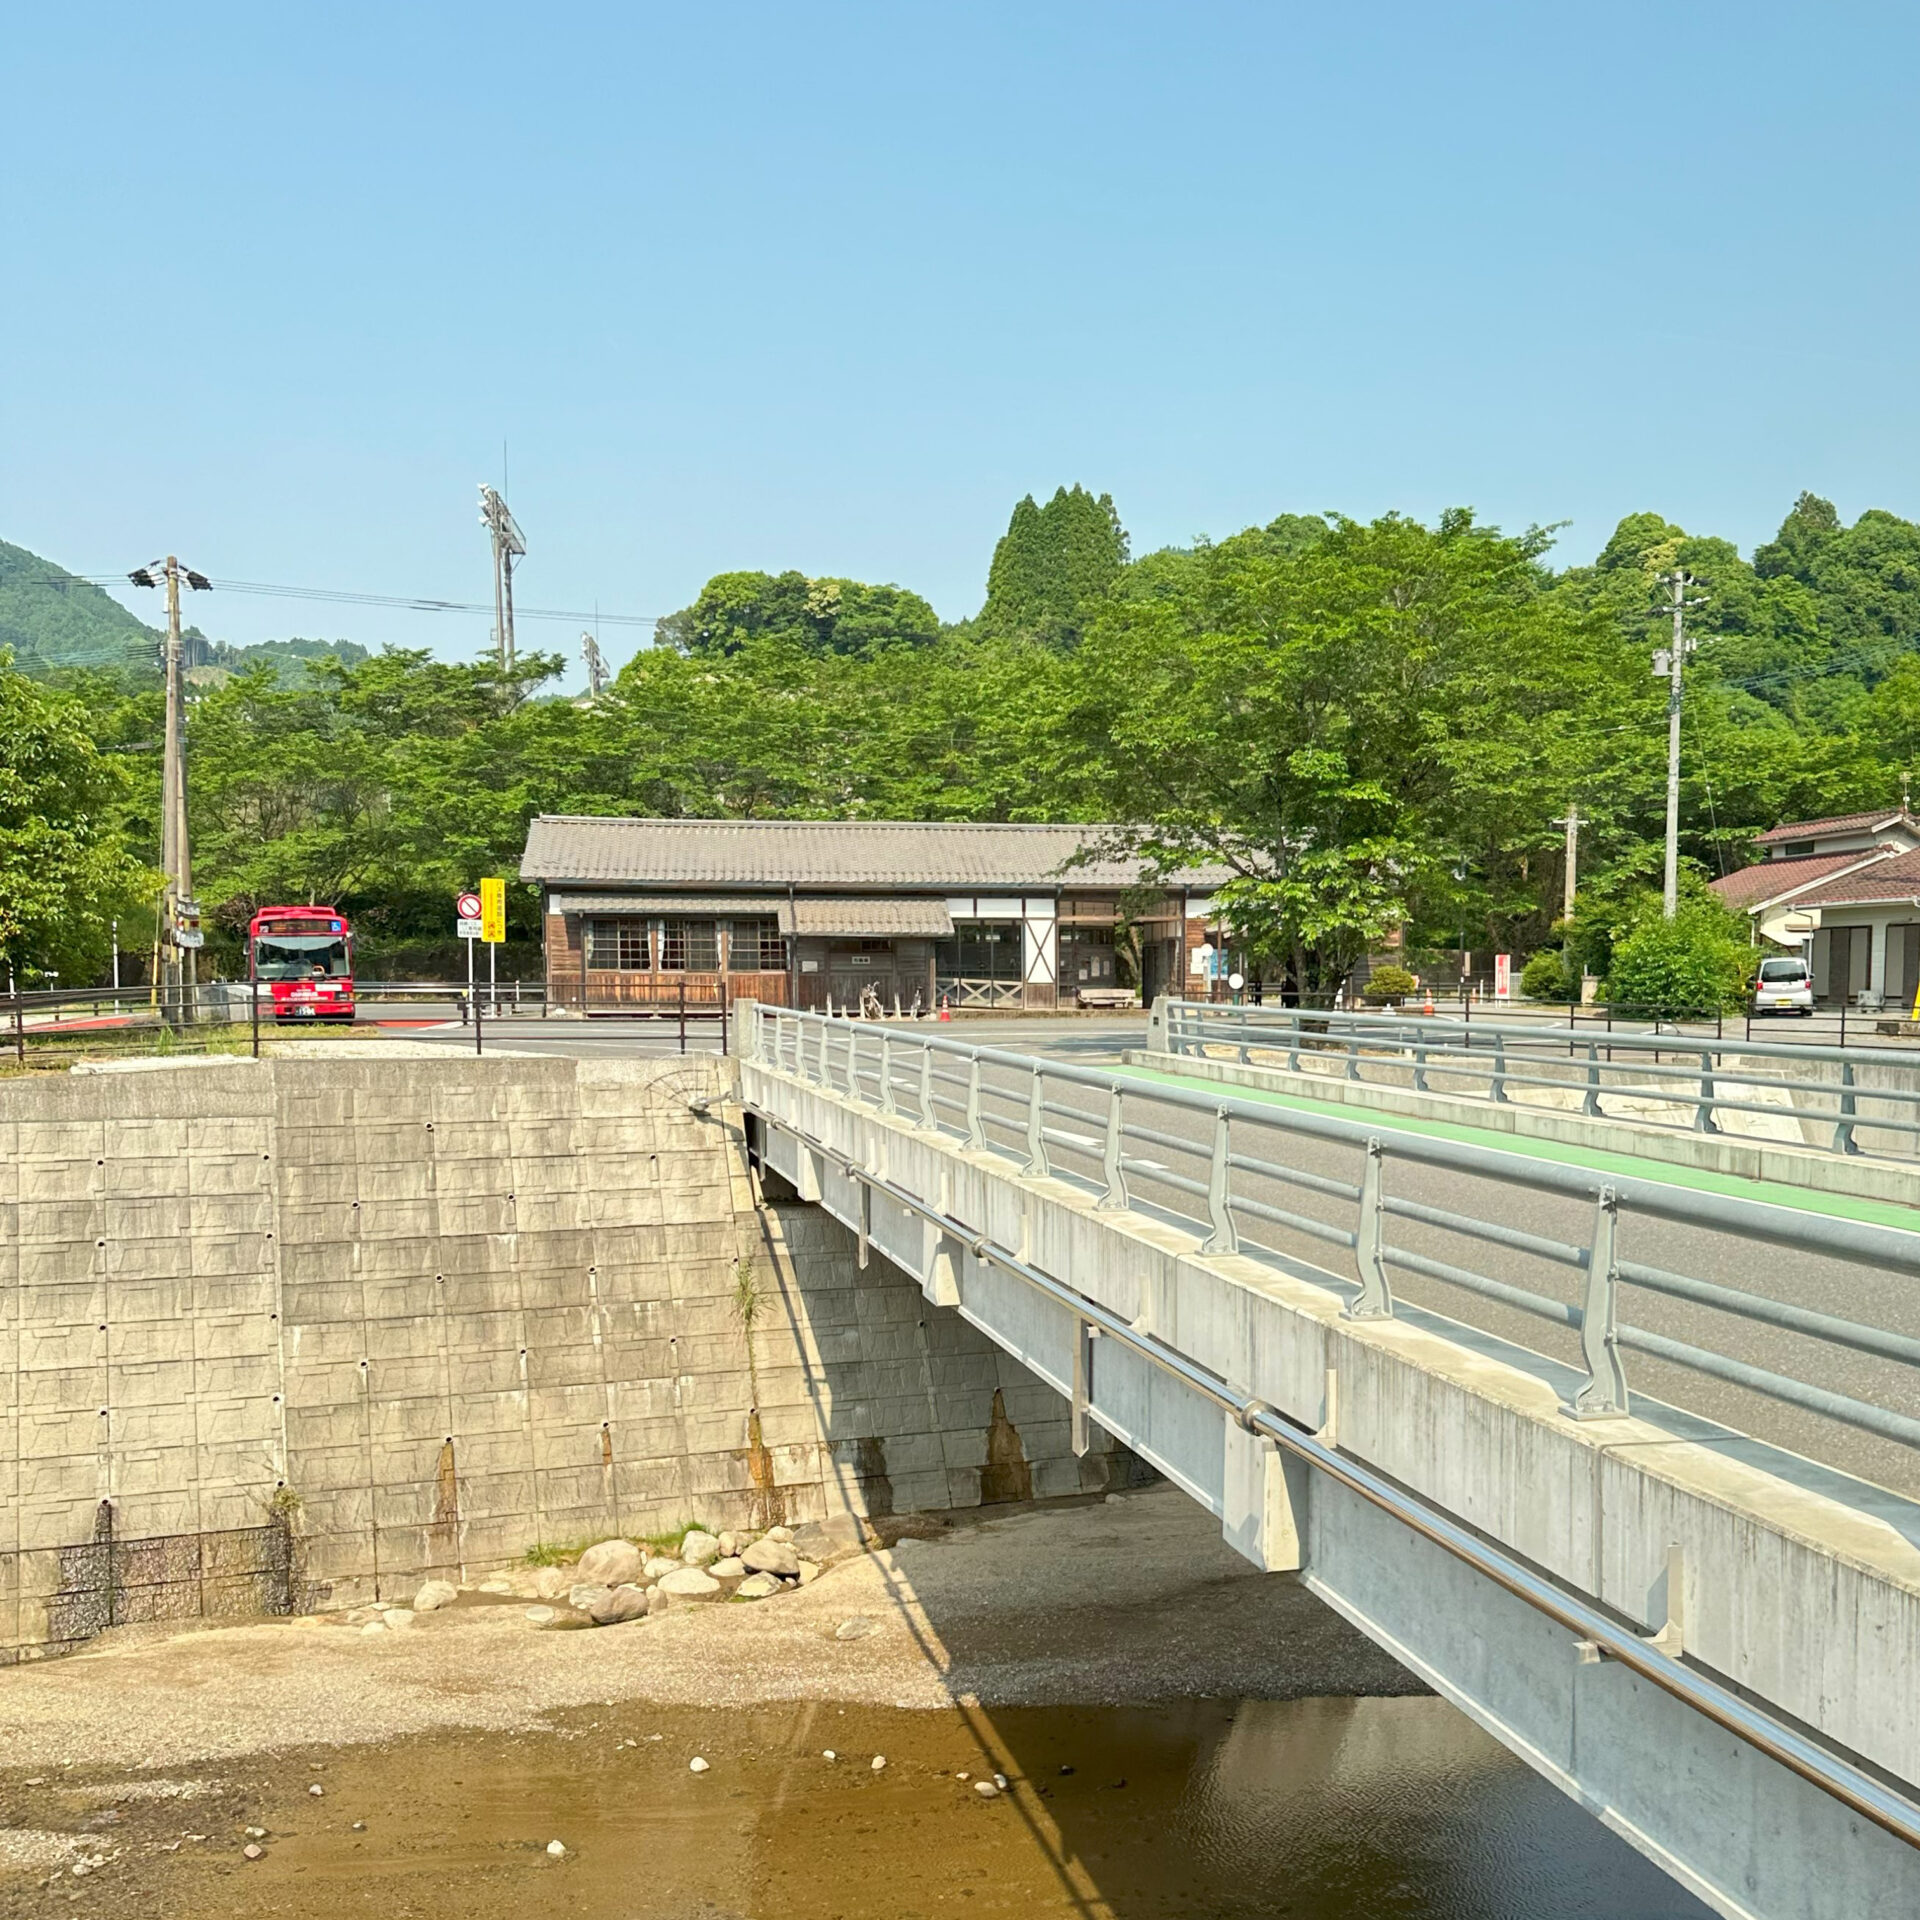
[22,571,661,629]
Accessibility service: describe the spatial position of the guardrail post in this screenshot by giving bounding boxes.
[1286,1016,1301,1074]
[917,1044,937,1130]
[846,1023,861,1101]
[1203,1108,1238,1254]
[1695,1050,1719,1133]
[965,1054,986,1150]
[1833,1060,1861,1155]
[12,993,22,1066]
[1346,1138,1393,1319]
[1411,1036,1428,1093]
[1490,1035,1509,1103]
[879,1032,897,1115]
[1582,1042,1602,1117]
[1023,1068,1050,1176]
[1344,1031,1362,1081]
[1564,1187,1629,1420]
[1096,1084,1128,1210]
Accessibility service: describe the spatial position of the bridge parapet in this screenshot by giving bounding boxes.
[740,1002,1920,1919]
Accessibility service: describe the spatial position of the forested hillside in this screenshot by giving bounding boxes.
[0,540,159,674]
[7,488,1920,991]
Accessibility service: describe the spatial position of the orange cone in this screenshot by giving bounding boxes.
[1422,989,1434,1015]
[938,993,951,1022]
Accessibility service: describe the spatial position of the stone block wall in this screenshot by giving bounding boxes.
[0,1053,1126,1660]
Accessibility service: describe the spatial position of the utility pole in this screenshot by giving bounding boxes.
[130,557,211,1021]
[1653,570,1704,920]
[1553,804,1581,923]
[478,485,526,670]
[581,631,609,699]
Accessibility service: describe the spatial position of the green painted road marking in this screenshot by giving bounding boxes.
[1116,1062,1920,1233]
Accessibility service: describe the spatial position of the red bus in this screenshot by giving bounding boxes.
[249,906,356,1022]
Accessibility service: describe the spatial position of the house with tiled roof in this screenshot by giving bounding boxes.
[520,816,1234,1013]
[1709,807,1920,1007]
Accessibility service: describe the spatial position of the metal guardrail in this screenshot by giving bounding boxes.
[741,1003,1920,1850]
[0,979,553,1067]
[1154,999,1920,1162]
[744,1004,1920,1459]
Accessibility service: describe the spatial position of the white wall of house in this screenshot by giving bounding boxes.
[1808,907,1920,1006]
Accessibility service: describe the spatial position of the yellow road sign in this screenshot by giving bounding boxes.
[480,877,506,944]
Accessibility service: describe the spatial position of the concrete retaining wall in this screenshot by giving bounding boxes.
[0,1054,1121,1660]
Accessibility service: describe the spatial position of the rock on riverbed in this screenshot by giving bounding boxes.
[577,1539,644,1587]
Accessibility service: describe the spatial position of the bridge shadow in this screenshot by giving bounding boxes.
[739,1146,1708,1918]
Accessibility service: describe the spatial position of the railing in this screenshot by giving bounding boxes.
[1152,999,1920,1164]
[0,978,554,1068]
[742,1004,1920,1473]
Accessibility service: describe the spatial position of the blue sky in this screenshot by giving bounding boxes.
[5,3,1918,682]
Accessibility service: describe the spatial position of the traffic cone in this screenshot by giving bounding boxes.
[938,993,951,1022]
[1422,989,1434,1016]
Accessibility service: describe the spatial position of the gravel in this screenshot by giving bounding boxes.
[0,1485,1420,1771]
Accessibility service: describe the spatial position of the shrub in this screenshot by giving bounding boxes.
[1364,962,1420,1001]
[1520,949,1575,1002]
[1605,900,1755,1018]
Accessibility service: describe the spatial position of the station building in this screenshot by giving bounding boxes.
[519,816,1232,1013]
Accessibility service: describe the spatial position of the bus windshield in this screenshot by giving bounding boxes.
[257,935,351,981]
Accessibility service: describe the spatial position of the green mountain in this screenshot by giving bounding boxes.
[1,539,370,684]
[0,539,159,674]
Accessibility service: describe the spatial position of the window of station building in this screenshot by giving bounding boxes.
[728,918,787,971]
[659,918,719,971]
[935,920,1019,980]
[586,917,651,971]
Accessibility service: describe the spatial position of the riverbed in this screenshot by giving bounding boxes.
[0,1486,1708,1917]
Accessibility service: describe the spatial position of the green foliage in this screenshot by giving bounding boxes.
[656,570,938,658]
[522,1537,599,1567]
[1364,962,1420,999]
[0,541,159,676]
[1061,509,1610,992]
[641,1521,716,1555]
[25,481,1920,993]
[194,636,371,686]
[980,484,1129,645]
[0,659,151,980]
[1605,896,1756,1017]
[1520,949,1576,1001]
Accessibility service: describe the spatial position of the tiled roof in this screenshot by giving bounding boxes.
[1710,851,1872,909]
[787,898,955,937]
[1767,847,1920,909]
[1754,810,1915,845]
[520,816,1233,891]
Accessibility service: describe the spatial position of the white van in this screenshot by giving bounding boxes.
[1753,954,1814,1016]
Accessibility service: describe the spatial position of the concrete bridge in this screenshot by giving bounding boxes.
[739,1002,1920,1920]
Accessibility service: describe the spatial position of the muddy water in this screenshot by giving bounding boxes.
[60,1696,1708,1919]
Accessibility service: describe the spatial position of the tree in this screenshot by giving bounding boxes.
[980,485,1129,645]
[1605,894,1755,1017]
[655,570,939,658]
[0,660,149,983]
[1061,510,1609,994]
